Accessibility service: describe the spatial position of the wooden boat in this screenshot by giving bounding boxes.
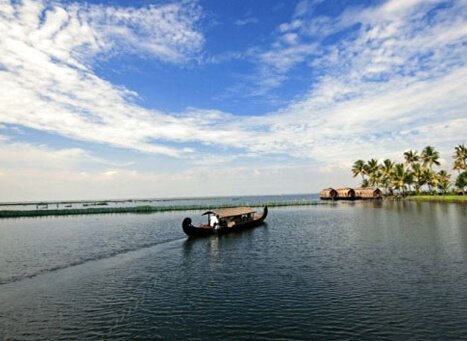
[182,206,268,237]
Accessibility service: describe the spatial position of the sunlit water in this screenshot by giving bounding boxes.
[0,201,466,340]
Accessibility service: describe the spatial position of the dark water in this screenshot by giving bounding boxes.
[0,201,466,340]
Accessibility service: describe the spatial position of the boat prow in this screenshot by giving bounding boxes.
[182,217,214,237]
[182,206,268,238]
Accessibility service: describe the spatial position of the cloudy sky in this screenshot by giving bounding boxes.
[0,0,466,201]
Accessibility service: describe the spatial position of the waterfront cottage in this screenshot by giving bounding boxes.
[336,187,356,200]
[320,188,338,200]
[354,187,383,199]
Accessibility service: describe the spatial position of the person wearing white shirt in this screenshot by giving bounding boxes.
[210,214,219,229]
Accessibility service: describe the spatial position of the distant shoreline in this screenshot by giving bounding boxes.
[2,195,465,218]
[0,193,316,207]
[402,195,467,203]
[0,201,323,218]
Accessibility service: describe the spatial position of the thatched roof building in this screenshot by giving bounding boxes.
[354,187,382,199]
[320,188,338,200]
[336,187,355,200]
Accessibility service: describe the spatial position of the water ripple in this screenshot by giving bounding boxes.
[1,204,467,340]
[0,238,184,285]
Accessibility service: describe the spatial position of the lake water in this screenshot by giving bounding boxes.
[0,200,466,340]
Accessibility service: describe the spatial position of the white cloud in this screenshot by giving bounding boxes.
[249,0,466,94]
[244,63,467,164]
[234,17,258,26]
[0,0,209,157]
[379,0,437,15]
[0,0,466,200]
[80,2,204,62]
[0,161,351,201]
[235,0,467,162]
[0,141,102,171]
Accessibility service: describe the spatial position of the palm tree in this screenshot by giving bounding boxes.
[421,146,440,170]
[453,159,464,174]
[352,160,367,184]
[366,159,379,174]
[423,168,436,193]
[349,144,466,196]
[437,170,451,194]
[403,150,419,169]
[405,170,414,194]
[361,178,369,188]
[456,171,467,195]
[411,163,425,194]
[453,144,467,171]
[391,163,408,195]
[429,171,440,193]
[362,159,380,188]
[379,159,395,194]
[369,169,383,188]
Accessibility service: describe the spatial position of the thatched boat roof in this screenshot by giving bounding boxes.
[202,207,256,219]
[353,187,381,192]
[319,188,337,196]
[354,187,382,198]
[320,188,337,198]
[335,187,355,199]
[336,187,354,191]
[320,188,336,193]
[354,187,382,194]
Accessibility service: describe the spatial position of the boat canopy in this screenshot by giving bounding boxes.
[202,207,256,219]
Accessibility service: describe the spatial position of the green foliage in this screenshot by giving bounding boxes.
[421,146,440,169]
[453,144,467,172]
[405,195,467,203]
[436,170,451,194]
[350,144,465,196]
[365,159,380,187]
[379,159,395,194]
[455,171,467,194]
[391,163,408,194]
[352,160,366,180]
[403,150,419,167]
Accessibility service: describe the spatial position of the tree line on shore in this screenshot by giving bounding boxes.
[352,144,467,195]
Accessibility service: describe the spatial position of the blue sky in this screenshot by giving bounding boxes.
[0,0,466,201]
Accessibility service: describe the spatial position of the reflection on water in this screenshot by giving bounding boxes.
[0,201,466,340]
[209,236,219,257]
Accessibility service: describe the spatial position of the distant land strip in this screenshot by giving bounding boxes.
[403,195,467,203]
[0,201,324,218]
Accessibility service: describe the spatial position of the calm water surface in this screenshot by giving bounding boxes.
[0,201,466,340]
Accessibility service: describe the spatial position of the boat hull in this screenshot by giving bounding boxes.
[182,206,268,238]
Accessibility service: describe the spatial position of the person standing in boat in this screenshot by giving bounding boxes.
[210,214,219,229]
